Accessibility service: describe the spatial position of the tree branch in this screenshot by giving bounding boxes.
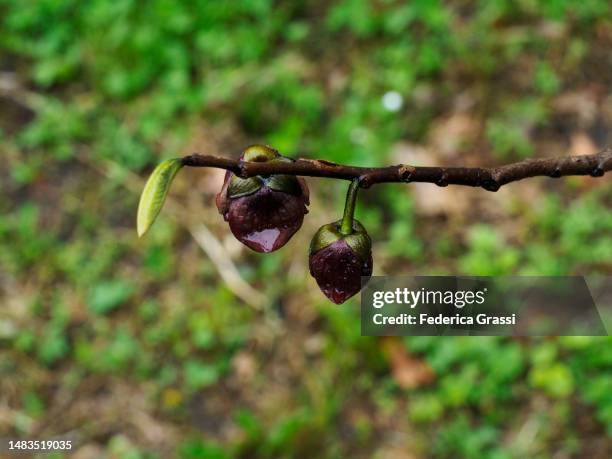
[182,148,612,191]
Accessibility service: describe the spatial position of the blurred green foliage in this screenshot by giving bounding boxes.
[1,0,611,458]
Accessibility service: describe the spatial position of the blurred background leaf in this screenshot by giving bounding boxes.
[0,0,611,458]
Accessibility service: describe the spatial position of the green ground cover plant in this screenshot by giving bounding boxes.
[1,1,611,457]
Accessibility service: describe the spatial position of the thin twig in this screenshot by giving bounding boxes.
[182,148,612,191]
[186,224,265,310]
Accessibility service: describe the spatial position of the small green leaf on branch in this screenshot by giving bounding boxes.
[137,158,183,237]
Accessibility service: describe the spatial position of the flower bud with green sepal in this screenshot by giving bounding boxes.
[309,179,373,304]
[309,219,373,304]
[216,145,309,253]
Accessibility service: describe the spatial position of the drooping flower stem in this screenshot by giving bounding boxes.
[340,179,361,236]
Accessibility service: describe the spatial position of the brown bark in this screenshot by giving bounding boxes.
[182,148,611,191]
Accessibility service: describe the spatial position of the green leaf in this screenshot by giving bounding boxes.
[137,158,183,237]
[88,280,134,315]
[184,360,219,391]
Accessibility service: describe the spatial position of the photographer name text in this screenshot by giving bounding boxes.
[370,287,516,326]
[372,312,516,326]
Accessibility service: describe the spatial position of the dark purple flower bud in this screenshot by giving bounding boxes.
[216,145,309,253]
[309,219,372,304]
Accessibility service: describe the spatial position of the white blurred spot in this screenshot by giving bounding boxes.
[382,91,403,112]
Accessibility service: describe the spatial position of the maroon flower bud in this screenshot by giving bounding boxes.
[216,145,309,253]
[309,219,373,304]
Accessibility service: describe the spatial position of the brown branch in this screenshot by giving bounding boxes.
[182,148,612,191]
